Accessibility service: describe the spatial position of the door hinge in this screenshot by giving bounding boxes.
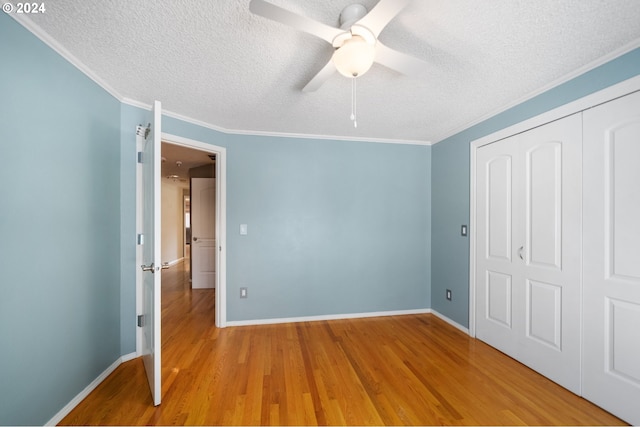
[137,233,144,245]
[137,314,145,327]
[135,123,150,139]
[137,151,143,164]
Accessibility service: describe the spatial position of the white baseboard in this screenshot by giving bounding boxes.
[167,257,184,267]
[226,308,432,327]
[45,352,137,426]
[226,308,471,336]
[120,351,138,363]
[430,310,470,335]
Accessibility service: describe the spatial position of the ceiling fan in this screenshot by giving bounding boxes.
[249,0,429,92]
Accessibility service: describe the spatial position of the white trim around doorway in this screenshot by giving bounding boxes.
[161,133,227,329]
[136,132,227,356]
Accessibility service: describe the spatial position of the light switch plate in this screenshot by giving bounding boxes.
[240,224,248,235]
[461,225,467,236]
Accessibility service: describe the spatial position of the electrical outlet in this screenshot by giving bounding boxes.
[240,287,248,298]
[446,289,452,301]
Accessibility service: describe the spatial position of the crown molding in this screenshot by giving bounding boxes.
[122,98,432,146]
[222,127,433,146]
[432,38,640,144]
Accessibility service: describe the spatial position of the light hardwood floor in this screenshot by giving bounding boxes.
[60,258,625,425]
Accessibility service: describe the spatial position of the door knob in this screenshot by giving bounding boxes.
[193,237,198,242]
[141,263,155,273]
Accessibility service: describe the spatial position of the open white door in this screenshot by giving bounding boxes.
[191,177,216,289]
[140,101,162,406]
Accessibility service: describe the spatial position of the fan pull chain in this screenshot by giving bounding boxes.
[351,77,358,128]
[350,77,355,122]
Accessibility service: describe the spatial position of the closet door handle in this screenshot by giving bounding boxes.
[518,246,524,260]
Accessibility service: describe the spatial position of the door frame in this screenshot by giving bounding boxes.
[136,132,228,353]
[468,75,640,338]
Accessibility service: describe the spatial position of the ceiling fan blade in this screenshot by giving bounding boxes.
[354,0,411,38]
[302,60,337,92]
[249,0,343,44]
[374,41,429,78]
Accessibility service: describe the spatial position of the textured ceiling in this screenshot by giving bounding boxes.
[19,0,640,143]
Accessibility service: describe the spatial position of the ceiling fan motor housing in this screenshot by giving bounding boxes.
[339,3,368,29]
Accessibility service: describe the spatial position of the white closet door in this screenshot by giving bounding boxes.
[476,135,520,356]
[475,113,582,394]
[583,90,640,425]
[516,115,582,394]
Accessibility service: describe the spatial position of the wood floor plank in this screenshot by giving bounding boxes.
[59,258,627,426]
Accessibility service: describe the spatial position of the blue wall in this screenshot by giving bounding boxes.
[430,48,640,327]
[0,14,121,426]
[224,135,431,321]
[119,109,432,354]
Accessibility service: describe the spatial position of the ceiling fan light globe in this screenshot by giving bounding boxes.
[332,36,375,78]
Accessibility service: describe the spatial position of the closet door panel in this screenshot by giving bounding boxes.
[486,270,512,328]
[487,155,513,262]
[607,299,640,382]
[517,114,582,394]
[583,90,640,425]
[476,137,519,355]
[526,142,562,269]
[526,279,562,350]
[524,141,564,351]
[607,122,640,280]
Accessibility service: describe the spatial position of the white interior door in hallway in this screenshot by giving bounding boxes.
[475,113,582,394]
[582,90,640,425]
[191,177,216,289]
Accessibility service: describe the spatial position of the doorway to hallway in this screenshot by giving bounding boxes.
[136,132,228,374]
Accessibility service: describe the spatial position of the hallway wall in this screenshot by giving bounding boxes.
[161,180,186,264]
